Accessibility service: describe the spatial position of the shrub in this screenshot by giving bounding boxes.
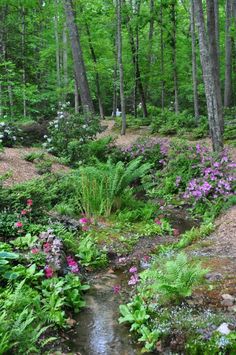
[78,158,151,217]
[43,103,102,164]
[0,121,23,147]
[35,160,52,175]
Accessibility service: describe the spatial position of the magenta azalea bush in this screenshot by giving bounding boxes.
[184,145,236,202]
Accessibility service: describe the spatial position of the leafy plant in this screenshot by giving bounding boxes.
[76,235,107,267]
[78,158,151,217]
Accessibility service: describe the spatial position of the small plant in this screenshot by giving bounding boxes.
[24,151,45,162]
[76,235,107,268]
[141,252,208,303]
[35,160,52,175]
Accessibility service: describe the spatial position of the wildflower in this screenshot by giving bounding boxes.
[129,266,137,273]
[31,248,39,254]
[79,217,89,225]
[43,242,52,253]
[118,257,126,263]
[113,284,121,294]
[173,228,180,237]
[27,199,33,206]
[67,256,79,273]
[128,273,139,285]
[154,218,162,225]
[45,266,54,278]
[21,210,27,215]
[15,221,23,228]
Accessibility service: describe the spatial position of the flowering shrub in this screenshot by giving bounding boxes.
[43,103,101,164]
[184,145,236,202]
[0,121,23,147]
[119,137,169,168]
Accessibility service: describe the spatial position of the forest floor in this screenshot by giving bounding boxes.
[0,147,69,186]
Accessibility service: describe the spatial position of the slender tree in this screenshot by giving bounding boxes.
[224,0,233,107]
[190,0,199,121]
[64,0,94,115]
[194,0,223,152]
[116,0,126,135]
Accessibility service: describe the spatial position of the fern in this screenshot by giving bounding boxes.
[78,158,151,217]
[141,253,208,304]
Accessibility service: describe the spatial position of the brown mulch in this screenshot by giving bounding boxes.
[0,147,69,187]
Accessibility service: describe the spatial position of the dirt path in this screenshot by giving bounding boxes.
[0,147,69,186]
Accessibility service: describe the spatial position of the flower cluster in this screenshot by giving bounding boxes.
[67,256,80,273]
[0,121,23,147]
[184,145,236,201]
[14,199,33,232]
[120,138,169,167]
[128,266,139,286]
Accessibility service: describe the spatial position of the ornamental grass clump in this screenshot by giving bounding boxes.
[78,158,151,217]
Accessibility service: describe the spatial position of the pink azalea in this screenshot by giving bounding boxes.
[21,210,27,215]
[27,199,33,206]
[45,266,53,278]
[128,274,139,285]
[67,256,79,273]
[31,248,39,254]
[129,266,137,273]
[15,221,23,228]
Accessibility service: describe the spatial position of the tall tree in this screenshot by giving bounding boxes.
[170,1,179,114]
[64,0,94,115]
[224,0,233,107]
[190,0,199,121]
[117,0,126,135]
[194,0,223,152]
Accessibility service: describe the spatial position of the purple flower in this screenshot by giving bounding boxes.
[129,266,137,273]
[113,284,121,294]
[128,273,139,285]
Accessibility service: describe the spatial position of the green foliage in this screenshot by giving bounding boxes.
[78,158,151,217]
[141,253,208,303]
[35,160,52,175]
[150,110,195,135]
[83,136,115,162]
[24,151,45,162]
[76,235,107,268]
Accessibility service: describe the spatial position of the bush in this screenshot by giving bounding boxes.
[78,158,151,217]
[20,122,48,146]
[43,104,102,165]
[0,121,23,147]
[151,109,195,135]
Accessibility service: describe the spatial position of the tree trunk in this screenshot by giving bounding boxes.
[206,0,224,134]
[214,0,220,65]
[85,23,104,119]
[160,2,165,110]
[170,1,179,114]
[224,0,233,107]
[63,22,68,90]
[194,0,223,152]
[64,0,94,115]
[190,0,199,121]
[145,0,155,100]
[117,0,126,135]
[112,30,118,118]
[54,0,61,91]
[22,7,26,117]
[74,77,79,113]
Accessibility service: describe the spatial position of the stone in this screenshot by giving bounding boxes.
[205,272,223,282]
[221,294,235,307]
[217,323,231,335]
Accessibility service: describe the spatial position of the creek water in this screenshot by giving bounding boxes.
[65,271,143,355]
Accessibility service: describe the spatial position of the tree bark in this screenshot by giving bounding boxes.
[117,0,126,135]
[85,23,104,119]
[170,1,179,114]
[224,0,233,107]
[22,6,26,117]
[145,0,155,100]
[54,0,61,91]
[64,0,94,115]
[206,0,224,134]
[190,0,199,121]
[160,1,165,110]
[63,22,68,89]
[74,77,79,113]
[194,0,223,152]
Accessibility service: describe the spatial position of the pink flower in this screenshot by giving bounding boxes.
[43,242,52,253]
[15,221,23,228]
[67,256,79,273]
[21,210,27,215]
[45,266,53,278]
[79,217,89,225]
[27,199,33,206]
[31,248,39,254]
[82,225,89,231]
[142,255,150,262]
[173,228,180,237]
[113,284,121,294]
[118,257,127,263]
[154,218,162,225]
[128,274,139,285]
[129,266,137,273]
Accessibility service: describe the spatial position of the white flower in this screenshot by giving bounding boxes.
[12,136,16,140]
[44,135,48,138]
